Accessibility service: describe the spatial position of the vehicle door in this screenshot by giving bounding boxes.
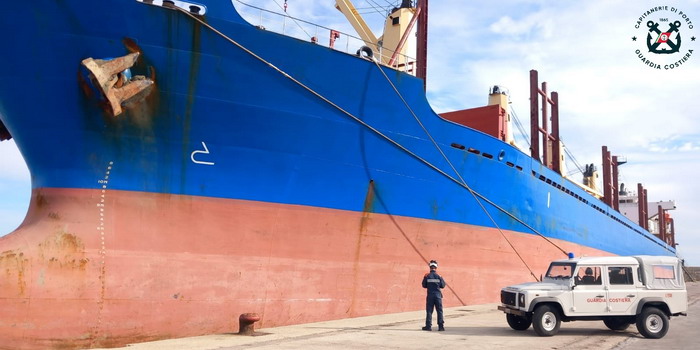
[606,265,639,314]
[571,265,607,315]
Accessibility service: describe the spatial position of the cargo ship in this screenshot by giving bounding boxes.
[0,0,678,349]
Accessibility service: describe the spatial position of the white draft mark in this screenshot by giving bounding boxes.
[191,141,215,166]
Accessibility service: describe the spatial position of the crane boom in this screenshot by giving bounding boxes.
[334,0,378,48]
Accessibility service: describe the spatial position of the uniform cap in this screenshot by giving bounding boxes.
[429,260,438,268]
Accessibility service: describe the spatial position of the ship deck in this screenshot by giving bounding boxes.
[93,282,700,350]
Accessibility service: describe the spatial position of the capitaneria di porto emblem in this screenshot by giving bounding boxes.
[632,6,695,69]
[646,20,681,54]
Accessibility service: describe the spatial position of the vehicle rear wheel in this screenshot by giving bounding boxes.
[532,305,561,336]
[636,307,669,339]
[603,317,632,331]
[506,313,531,331]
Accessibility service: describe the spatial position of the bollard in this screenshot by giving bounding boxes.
[238,313,261,335]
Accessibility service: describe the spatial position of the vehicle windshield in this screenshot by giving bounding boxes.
[545,262,575,278]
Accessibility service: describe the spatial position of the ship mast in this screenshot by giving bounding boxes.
[416,0,428,90]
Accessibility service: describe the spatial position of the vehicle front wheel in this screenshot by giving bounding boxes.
[604,317,632,331]
[506,313,532,331]
[636,307,669,339]
[532,305,561,336]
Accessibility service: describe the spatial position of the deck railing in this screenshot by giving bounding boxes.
[234,0,417,74]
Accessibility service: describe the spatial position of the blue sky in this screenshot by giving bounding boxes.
[0,140,30,236]
[2,0,699,265]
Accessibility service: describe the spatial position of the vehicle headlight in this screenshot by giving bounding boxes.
[518,293,525,307]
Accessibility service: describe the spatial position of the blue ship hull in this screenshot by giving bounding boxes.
[0,0,674,348]
[0,0,672,255]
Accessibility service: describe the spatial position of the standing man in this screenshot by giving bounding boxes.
[422,260,446,331]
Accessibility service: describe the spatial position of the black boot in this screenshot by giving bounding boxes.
[422,326,432,331]
[438,325,445,331]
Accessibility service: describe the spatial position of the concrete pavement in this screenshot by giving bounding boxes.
[615,280,700,350]
[94,282,698,350]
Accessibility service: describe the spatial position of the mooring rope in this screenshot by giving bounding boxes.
[171,6,569,280]
[370,60,547,281]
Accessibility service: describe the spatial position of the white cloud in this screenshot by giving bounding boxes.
[0,141,30,235]
[0,207,28,235]
[0,140,30,181]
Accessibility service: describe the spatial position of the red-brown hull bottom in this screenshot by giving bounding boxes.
[0,188,611,349]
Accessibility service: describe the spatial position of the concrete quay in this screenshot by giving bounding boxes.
[95,282,699,350]
[684,266,700,282]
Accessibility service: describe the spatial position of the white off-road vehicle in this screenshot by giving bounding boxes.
[498,255,687,338]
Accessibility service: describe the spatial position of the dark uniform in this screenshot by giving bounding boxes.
[422,260,446,331]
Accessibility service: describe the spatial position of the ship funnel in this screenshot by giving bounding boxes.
[488,85,509,105]
[488,85,513,145]
[620,183,627,195]
[490,85,508,95]
[582,163,601,195]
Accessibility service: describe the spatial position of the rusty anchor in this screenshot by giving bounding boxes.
[238,313,261,335]
[81,52,153,116]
